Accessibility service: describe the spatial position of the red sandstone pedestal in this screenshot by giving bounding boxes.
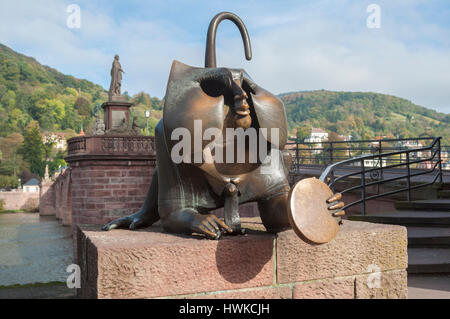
[102,101,132,131]
[76,219,408,299]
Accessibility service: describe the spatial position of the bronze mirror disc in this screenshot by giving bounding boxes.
[287,177,339,244]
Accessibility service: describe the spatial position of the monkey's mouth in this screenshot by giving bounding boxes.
[233,108,250,116]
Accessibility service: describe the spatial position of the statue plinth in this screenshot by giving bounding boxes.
[108,94,127,102]
[102,100,132,131]
[75,219,407,299]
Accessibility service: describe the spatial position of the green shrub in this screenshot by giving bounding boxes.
[0,175,19,188]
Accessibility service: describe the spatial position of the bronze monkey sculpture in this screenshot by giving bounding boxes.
[102,12,345,241]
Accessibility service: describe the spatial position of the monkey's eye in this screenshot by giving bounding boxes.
[200,78,230,98]
[200,75,236,107]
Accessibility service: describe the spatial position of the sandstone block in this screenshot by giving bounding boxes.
[277,221,407,283]
[78,227,274,299]
[355,269,407,299]
[293,277,354,299]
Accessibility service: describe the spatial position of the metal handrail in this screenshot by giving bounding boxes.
[287,136,446,171]
[317,137,443,215]
[321,144,440,183]
[287,136,436,146]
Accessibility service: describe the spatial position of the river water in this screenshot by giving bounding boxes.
[0,213,73,286]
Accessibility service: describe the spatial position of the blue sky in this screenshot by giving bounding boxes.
[0,0,449,113]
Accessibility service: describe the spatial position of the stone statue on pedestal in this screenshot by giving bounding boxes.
[131,117,142,135]
[109,55,124,101]
[92,113,106,136]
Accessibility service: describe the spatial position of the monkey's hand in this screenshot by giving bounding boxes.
[326,192,345,225]
[102,210,153,231]
[190,214,234,240]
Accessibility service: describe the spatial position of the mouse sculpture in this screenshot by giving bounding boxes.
[102,12,345,242]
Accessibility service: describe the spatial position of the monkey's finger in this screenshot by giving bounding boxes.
[101,217,131,231]
[327,193,342,203]
[205,218,220,232]
[201,220,218,234]
[328,201,345,210]
[101,223,116,231]
[333,211,346,217]
[212,215,233,233]
[199,225,220,239]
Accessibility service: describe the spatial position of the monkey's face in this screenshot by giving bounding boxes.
[163,60,287,165]
[199,69,257,131]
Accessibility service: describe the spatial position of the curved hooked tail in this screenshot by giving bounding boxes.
[205,12,252,68]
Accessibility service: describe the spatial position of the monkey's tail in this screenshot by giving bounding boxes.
[205,12,252,68]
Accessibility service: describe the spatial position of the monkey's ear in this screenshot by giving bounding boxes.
[167,60,196,82]
[163,61,225,160]
[248,81,288,149]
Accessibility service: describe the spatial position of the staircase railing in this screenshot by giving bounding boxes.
[287,137,447,171]
[318,137,443,215]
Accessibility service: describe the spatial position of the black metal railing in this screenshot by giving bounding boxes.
[317,137,443,215]
[287,137,449,172]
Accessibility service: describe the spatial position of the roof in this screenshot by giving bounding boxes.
[24,178,40,186]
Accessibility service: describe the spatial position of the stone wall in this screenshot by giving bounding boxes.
[39,178,56,216]
[0,191,39,211]
[70,160,155,227]
[40,169,72,224]
[38,136,157,229]
[76,219,408,299]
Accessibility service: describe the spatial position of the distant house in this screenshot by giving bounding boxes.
[338,134,352,141]
[23,178,40,193]
[396,140,424,159]
[304,128,328,143]
[396,140,423,149]
[42,132,67,151]
[304,128,328,154]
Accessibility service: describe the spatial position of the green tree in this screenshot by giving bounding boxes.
[20,121,45,177]
[295,124,310,142]
[74,96,92,117]
[0,132,25,176]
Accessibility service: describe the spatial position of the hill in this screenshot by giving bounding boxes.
[279,90,450,144]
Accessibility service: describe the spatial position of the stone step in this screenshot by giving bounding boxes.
[438,190,450,199]
[407,227,450,247]
[408,248,450,274]
[349,210,450,226]
[395,199,450,211]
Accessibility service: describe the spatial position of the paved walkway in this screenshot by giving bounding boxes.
[408,274,450,299]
